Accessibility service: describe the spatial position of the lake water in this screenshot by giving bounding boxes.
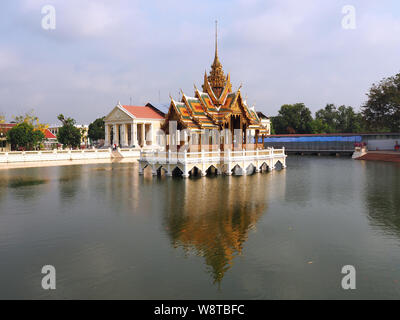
[0,156,400,299]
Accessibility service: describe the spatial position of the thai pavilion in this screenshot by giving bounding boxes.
[139,26,286,177]
[161,35,271,147]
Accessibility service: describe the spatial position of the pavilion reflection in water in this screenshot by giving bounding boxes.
[163,173,272,284]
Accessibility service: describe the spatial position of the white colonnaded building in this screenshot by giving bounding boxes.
[104,102,165,148]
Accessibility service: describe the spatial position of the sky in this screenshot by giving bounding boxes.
[0,0,400,124]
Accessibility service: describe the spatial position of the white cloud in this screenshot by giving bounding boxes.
[0,47,20,71]
[1,0,400,122]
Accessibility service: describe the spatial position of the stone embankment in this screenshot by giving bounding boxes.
[355,151,400,163]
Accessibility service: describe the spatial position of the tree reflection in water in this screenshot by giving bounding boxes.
[363,161,400,237]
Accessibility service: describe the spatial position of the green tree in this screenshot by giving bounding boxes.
[315,104,337,133]
[315,104,365,133]
[88,117,105,142]
[310,118,331,134]
[362,72,400,132]
[271,103,314,134]
[6,122,45,150]
[270,123,276,135]
[336,105,364,133]
[57,114,82,149]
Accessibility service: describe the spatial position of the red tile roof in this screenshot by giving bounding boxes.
[44,129,56,139]
[0,123,16,130]
[121,105,164,120]
[0,124,56,139]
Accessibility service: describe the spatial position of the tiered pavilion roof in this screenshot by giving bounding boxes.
[162,24,269,135]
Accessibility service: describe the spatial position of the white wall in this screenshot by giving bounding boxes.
[367,139,399,151]
[118,148,140,158]
[0,148,144,163]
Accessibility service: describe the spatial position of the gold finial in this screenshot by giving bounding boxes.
[202,21,232,100]
[207,20,226,98]
[215,20,218,59]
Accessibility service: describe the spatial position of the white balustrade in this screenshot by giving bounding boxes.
[0,148,129,163]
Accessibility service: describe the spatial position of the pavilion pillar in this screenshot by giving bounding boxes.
[117,124,121,146]
[148,123,153,145]
[198,132,201,152]
[262,134,265,149]
[125,124,129,146]
[240,118,243,150]
[131,122,137,147]
[141,123,146,147]
[120,124,125,147]
[113,124,117,146]
[255,131,258,149]
[105,125,110,146]
[109,124,112,146]
[136,123,140,147]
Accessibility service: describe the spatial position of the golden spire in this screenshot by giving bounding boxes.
[207,20,226,98]
[215,20,218,59]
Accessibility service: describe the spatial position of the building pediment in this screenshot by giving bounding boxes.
[105,106,133,122]
[231,101,242,114]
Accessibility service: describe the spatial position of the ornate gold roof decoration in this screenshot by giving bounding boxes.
[202,21,232,100]
[162,22,270,135]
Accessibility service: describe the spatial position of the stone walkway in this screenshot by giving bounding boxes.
[356,151,400,163]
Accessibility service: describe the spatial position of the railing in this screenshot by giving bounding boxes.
[0,149,114,163]
[139,147,286,164]
[168,144,265,152]
[264,141,356,152]
[118,147,141,158]
[354,146,367,153]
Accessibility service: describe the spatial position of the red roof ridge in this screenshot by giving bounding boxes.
[44,129,56,139]
[121,105,147,108]
[120,105,164,120]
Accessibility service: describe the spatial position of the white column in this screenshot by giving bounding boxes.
[141,123,146,147]
[113,124,117,146]
[136,123,140,146]
[148,123,153,145]
[134,122,139,147]
[117,124,121,146]
[137,123,140,147]
[105,124,110,146]
[131,122,135,147]
[125,124,129,146]
[121,124,126,147]
[120,124,124,146]
[124,124,128,146]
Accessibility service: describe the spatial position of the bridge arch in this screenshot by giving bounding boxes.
[246,163,256,175]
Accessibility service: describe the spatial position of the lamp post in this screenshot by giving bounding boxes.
[0,130,4,151]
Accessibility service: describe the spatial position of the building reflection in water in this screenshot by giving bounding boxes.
[162,173,271,284]
[58,165,84,202]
